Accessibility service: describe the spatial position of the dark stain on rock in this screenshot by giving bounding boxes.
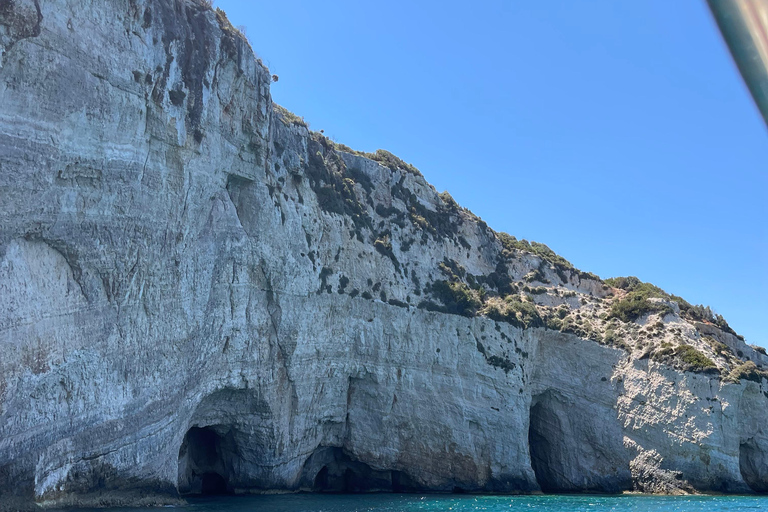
[142,7,152,29]
[0,0,43,60]
[168,89,186,106]
[149,0,216,141]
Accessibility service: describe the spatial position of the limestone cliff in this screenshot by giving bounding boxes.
[1,0,767,508]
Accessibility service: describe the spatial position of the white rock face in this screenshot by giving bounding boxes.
[1,0,767,508]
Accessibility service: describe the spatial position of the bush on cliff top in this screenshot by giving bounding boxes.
[606,277,742,338]
[605,277,673,323]
[496,232,600,283]
[274,104,308,127]
[725,361,768,383]
[652,344,718,373]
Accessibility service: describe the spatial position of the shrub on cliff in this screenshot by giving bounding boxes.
[495,233,600,283]
[606,277,673,322]
[483,296,543,329]
[273,104,307,127]
[608,294,673,323]
[725,361,768,384]
[676,345,718,372]
[678,302,740,337]
[425,280,482,317]
[363,149,422,177]
[652,344,718,373]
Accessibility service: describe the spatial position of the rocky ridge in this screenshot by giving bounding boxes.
[1,0,767,508]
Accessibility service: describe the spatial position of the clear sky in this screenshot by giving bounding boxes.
[216,0,767,347]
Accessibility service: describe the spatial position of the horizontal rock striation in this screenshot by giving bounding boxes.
[1,0,767,508]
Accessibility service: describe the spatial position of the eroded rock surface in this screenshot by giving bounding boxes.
[1,0,767,508]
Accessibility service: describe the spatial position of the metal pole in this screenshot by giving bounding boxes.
[708,0,768,127]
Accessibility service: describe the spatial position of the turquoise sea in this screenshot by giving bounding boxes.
[68,494,768,512]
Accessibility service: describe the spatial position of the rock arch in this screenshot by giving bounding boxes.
[527,390,631,493]
[177,388,274,495]
[739,437,768,492]
[299,446,418,493]
[177,426,237,495]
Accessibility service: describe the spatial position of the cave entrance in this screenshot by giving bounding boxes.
[310,462,371,492]
[304,447,416,493]
[528,392,566,493]
[740,438,768,492]
[528,390,632,493]
[178,426,237,495]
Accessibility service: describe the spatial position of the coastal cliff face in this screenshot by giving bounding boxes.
[1,0,767,508]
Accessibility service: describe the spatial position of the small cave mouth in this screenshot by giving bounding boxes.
[740,438,768,493]
[178,426,237,495]
[302,447,418,493]
[528,393,565,493]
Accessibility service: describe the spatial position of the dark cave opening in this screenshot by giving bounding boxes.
[313,466,329,490]
[528,394,564,493]
[200,472,228,495]
[528,390,633,494]
[304,447,417,493]
[178,426,236,495]
[739,438,768,492]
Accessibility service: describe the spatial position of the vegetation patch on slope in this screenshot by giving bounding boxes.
[724,361,768,384]
[496,232,600,283]
[605,277,674,323]
[274,104,308,127]
[650,342,718,374]
[305,134,373,241]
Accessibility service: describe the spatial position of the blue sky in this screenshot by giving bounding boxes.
[216,0,767,347]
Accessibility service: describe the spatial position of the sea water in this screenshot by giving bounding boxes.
[63,493,768,512]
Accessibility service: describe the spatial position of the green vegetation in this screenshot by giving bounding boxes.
[483,296,543,329]
[373,234,400,272]
[421,280,482,317]
[496,232,599,283]
[604,277,742,341]
[438,258,466,280]
[608,294,673,323]
[671,298,739,335]
[389,177,465,241]
[305,135,374,241]
[476,261,515,296]
[604,276,668,297]
[652,343,718,373]
[362,149,422,177]
[523,267,549,284]
[676,344,718,372]
[273,104,308,128]
[705,336,734,359]
[558,316,603,343]
[725,361,768,383]
[438,191,459,210]
[605,277,673,322]
[326,143,422,177]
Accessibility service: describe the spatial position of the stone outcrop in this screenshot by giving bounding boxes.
[1,0,767,508]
